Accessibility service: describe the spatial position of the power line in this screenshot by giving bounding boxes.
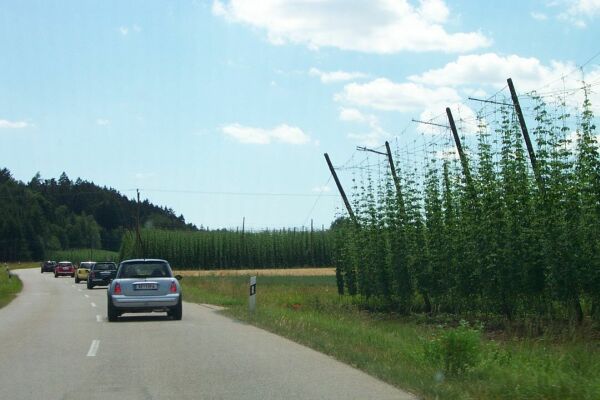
[126,188,338,198]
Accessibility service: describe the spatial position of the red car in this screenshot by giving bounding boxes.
[54,261,75,278]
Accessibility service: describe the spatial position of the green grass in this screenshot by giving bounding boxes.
[181,275,600,400]
[47,248,120,264]
[0,265,23,309]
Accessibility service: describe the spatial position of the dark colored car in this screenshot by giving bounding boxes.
[87,262,118,289]
[54,261,75,278]
[40,260,57,273]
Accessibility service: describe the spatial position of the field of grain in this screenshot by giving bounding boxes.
[175,267,335,277]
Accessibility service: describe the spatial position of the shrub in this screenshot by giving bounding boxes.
[425,320,482,375]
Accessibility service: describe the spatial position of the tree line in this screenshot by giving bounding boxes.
[0,170,196,261]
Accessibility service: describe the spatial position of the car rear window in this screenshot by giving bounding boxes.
[94,263,116,271]
[118,263,171,278]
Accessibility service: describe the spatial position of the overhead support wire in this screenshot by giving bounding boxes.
[468,97,513,107]
[356,146,387,156]
[411,119,449,129]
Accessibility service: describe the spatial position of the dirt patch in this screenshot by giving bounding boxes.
[174,268,335,277]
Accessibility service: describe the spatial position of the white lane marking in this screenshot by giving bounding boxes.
[84,294,89,298]
[87,340,100,357]
[71,285,76,288]
[96,315,102,322]
[90,302,97,308]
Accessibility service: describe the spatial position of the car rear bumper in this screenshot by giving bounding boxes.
[55,271,74,275]
[89,278,112,285]
[111,294,180,310]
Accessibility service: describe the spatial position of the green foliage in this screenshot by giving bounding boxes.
[182,274,600,400]
[424,321,482,375]
[0,267,22,309]
[119,228,333,269]
[333,93,600,324]
[0,169,196,261]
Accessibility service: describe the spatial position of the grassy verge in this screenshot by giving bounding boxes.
[0,266,23,309]
[4,262,40,270]
[181,275,600,400]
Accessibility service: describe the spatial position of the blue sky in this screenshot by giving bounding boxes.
[1,0,599,229]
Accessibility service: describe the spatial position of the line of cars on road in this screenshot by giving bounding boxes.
[40,259,183,321]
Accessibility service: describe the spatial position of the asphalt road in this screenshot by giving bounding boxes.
[0,269,416,400]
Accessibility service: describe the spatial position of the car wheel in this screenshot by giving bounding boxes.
[71,273,75,278]
[75,276,80,283]
[40,268,43,273]
[171,297,183,320]
[54,273,58,278]
[107,298,118,322]
[87,282,93,290]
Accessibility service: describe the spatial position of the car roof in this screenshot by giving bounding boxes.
[120,259,168,263]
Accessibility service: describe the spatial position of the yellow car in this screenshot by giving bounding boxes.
[75,261,95,283]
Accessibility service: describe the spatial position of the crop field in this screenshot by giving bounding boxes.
[120,228,332,269]
[331,92,600,328]
[175,267,335,277]
[181,272,600,400]
[47,249,119,264]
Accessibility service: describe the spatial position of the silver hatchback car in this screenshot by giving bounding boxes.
[107,259,182,321]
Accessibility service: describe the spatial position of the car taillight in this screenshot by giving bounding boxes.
[114,282,122,294]
[170,281,177,293]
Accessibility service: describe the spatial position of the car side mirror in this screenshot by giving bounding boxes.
[175,275,182,281]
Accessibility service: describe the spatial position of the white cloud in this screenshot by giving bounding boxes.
[408,53,575,91]
[118,25,142,36]
[417,103,480,135]
[335,78,461,112]
[531,12,548,20]
[339,107,375,124]
[558,0,600,27]
[407,52,600,112]
[221,123,311,145]
[309,68,368,83]
[96,118,110,126]
[339,108,390,146]
[0,119,29,129]
[312,185,331,193]
[212,0,491,53]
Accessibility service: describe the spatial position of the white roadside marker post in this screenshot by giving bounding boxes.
[249,276,256,313]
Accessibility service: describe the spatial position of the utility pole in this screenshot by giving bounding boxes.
[136,189,144,258]
[446,107,473,187]
[507,78,544,191]
[324,153,357,225]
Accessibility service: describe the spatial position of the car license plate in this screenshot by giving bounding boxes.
[135,283,157,290]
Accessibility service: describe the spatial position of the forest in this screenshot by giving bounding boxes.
[0,170,196,261]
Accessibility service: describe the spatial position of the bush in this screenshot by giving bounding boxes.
[425,320,482,375]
